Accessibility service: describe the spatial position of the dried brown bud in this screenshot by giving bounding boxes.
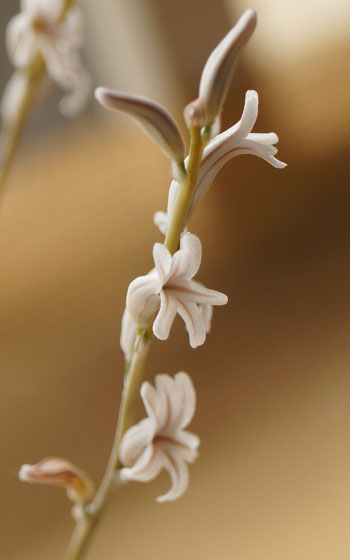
[18,457,94,504]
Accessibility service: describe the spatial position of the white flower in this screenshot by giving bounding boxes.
[155,90,287,234]
[126,233,227,348]
[119,372,200,502]
[6,0,90,116]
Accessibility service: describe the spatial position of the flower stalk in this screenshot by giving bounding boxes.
[63,126,207,559]
[14,8,286,560]
[164,126,204,254]
[0,60,43,196]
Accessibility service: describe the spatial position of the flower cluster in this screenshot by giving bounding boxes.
[17,8,287,513]
[100,9,285,501]
[5,0,90,117]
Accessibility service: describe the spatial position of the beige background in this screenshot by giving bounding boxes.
[0,1,349,559]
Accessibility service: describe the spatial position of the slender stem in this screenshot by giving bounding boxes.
[64,126,205,560]
[0,62,44,199]
[0,0,77,200]
[164,127,204,254]
[64,331,152,560]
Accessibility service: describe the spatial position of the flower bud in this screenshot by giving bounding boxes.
[183,98,206,129]
[18,457,94,505]
[95,87,185,163]
[198,9,257,124]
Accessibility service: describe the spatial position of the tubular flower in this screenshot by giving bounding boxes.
[126,233,227,348]
[154,90,286,235]
[6,0,90,116]
[119,372,200,502]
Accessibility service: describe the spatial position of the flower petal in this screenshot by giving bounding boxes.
[120,308,137,363]
[235,89,259,138]
[171,278,228,306]
[120,444,164,483]
[176,300,206,348]
[154,374,186,433]
[172,430,200,462]
[173,372,197,429]
[140,381,165,432]
[153,243,172,284]
[199,303,213,333]
[126,272,160,328]
[177,233,202,280]
[153,210,169,236]
[156,449,190,502]
[152,290,177,341]
[119,418,155,467]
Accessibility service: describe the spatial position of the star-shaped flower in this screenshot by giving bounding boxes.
[119,372,199,502]
[154,90,286,235]
[126,233,227,348]
[6,0,90,116]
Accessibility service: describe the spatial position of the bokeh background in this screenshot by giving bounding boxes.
[0,1,349,559]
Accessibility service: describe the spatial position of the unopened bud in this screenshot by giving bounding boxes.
[95,87,185,163]
[183,98,206,129]
[18,457,94,505]
[198,9,257,124]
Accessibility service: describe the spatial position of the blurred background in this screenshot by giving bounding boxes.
[0,1,349,559]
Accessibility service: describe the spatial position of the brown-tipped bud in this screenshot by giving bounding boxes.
[183,98,206,129]
[198,9,257,124]
[18,457,94,504]
[95,87,185,163]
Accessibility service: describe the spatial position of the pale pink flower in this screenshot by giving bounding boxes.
[155,90,286,234]
[126,233,227,348]
[119,372,199,502]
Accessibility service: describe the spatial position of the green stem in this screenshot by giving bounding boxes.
[164,127,204,254]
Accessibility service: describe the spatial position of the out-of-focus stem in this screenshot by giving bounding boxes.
[0,61,44,199]
[0,0,77,200]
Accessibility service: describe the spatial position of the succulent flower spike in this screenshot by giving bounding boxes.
[126,233,228,348]
[5,0,90,116]
[95,87,185,169]
[119,372,200,502]
[198,9,257,125]
[18,456,94,515]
